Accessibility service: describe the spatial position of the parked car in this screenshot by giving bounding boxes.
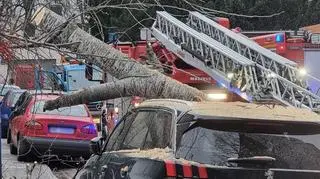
[76,99,320,179]
[0,89,25,138]
[8,91,98,161]
[0,84,20,101]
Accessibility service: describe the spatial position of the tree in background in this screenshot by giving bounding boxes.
[87,0,320,42]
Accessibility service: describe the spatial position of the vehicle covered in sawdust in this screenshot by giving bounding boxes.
[76,99,320,179]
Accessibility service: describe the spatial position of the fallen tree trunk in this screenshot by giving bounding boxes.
[32,7,206,111]
[44,76,204,110]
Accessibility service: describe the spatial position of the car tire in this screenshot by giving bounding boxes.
[17,136,31,161]
[10,143,17,155]
[7,129,11,144]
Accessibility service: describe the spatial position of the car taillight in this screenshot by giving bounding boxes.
[81,124,97,134]
[25,120,43,130]
[164,160,208,179]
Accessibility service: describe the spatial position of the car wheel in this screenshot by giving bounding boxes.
[6,129,11,144]
[10,143,17,155]
[17,136,31,161]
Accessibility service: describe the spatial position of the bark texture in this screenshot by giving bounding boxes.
[32,7,206,111]
[44,76,204,110]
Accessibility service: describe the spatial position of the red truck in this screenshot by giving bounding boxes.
[250,28,320,94]
[251,30,320,67]
[0,41,12,63]
[13,64,40,89]
[113,41,216,87]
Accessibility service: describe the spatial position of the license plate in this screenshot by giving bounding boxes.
[49,127,75,134]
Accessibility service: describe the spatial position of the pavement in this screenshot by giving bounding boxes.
[1,139,58,179]
[1,130,102,179]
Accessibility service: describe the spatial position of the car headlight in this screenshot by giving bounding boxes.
[207,93,227,100]
[299,68,307,76]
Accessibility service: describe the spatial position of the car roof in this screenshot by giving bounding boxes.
[0,84,20,90]
[27,90,66,95]
[33,94,60,100]
[0,85,21,96]
[139,99,320,122]
[10,89,26,93]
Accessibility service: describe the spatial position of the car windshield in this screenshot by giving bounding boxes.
[106,109,172,151]
[31,100,88,117]
[6,92,24,107]
[176,118,320,170]
[0,85,20,96]
[11,93,22,106]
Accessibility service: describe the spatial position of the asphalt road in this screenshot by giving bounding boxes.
[1,139,77,179]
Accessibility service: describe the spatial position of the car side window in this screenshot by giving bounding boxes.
[11,92,31,117]
[106,109,173,151]
[105,112,136,151]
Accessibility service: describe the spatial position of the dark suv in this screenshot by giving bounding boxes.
[76,99,320,179]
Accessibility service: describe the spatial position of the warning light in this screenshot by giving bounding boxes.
[275,33,284,43]
[299,68,307,76]
[227,73,234,79]
[114,107,119,113]
[267,72,277,78]
[134,102,140,108]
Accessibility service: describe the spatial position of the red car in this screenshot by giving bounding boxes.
[7,92,97,161]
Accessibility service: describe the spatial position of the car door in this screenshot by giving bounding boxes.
[10,93,31,144]
[0,91,11,121]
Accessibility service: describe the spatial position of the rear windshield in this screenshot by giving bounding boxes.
[30,101,88,117]
[176,120,320,170]
[106,109,173,151]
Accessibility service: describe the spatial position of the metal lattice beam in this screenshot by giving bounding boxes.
[187,11,320,111]
[151,11,259,100]
[187,11,306,86]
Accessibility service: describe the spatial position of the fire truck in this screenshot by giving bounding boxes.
[247,25,320,94]
[114,41,216,85]
[109,16,237,100]
[249,26,320,66]
[111,40,244,102]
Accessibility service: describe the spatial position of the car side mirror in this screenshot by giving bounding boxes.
[90,136,104,155]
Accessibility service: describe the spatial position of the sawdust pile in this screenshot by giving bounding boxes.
[110,148,174,160]
[190,101,320,121]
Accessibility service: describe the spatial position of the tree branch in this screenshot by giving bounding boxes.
[32,6,206,111]
[44,76,204,111]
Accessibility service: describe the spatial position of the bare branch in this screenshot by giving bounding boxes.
[32,6,205,110]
